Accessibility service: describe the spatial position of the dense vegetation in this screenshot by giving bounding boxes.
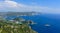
[0,17,38,33]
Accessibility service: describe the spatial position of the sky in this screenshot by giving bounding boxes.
[0,0,60,14]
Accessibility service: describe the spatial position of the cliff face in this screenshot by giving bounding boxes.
[0,17,38,33]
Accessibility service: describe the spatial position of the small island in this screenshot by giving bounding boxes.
[0,17,38,33]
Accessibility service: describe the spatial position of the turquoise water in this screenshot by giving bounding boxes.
[6,15,60,33]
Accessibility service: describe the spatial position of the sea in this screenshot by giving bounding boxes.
[5,14,60,33]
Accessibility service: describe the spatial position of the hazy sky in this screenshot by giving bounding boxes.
[0,0,60,14]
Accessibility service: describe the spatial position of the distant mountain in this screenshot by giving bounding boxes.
[0,12,41,16]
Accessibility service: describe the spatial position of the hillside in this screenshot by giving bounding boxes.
[0,17,38,33]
